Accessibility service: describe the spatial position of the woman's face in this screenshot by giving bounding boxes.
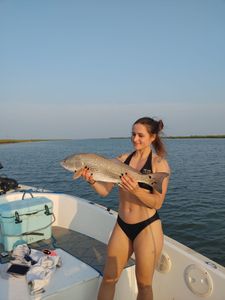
[131,123,155,150]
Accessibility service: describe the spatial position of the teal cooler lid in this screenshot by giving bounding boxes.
[0,197,53,218]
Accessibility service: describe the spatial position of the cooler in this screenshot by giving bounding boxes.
[0,197,53,251]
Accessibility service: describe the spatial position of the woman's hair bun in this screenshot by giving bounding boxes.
[158,120,164,131]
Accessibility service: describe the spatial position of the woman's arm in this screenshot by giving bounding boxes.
[89,181,114,197]
[120,157,170,210]
[81,167,114,197]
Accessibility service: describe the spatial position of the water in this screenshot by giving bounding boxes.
[0,138,225,266]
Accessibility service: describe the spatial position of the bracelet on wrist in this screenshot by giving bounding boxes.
[88,180,96,185]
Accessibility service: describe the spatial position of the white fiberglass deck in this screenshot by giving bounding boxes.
[0,248,100,300]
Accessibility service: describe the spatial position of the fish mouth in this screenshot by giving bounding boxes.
[60,160,65,167]
[60,160,69,170]
[60,160,74,172]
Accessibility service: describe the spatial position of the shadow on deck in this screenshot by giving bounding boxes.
[30,226,135,275]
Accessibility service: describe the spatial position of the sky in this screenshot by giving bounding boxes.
[0,0,225,139]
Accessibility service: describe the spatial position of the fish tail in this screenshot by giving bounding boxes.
[146,172,169,194]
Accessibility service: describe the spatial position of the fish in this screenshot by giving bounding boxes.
[60,153,169,194]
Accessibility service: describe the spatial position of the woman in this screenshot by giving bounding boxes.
[81,117,170,300]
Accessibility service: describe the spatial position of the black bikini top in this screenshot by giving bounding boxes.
[123,151,153,192]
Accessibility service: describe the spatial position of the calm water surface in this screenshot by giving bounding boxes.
[0,138,225,266]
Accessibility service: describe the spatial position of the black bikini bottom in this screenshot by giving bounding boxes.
[117,211,160,241]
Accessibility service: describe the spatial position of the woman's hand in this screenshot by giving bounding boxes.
[119,173,139,193]
[81,166,96,185]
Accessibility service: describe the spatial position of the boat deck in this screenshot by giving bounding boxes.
[29,226,135,275]
[0,226,136,300]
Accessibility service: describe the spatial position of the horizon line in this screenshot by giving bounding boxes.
[1,134,225,144]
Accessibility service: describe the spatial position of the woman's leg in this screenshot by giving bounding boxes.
[133,220,164,300]
[97,222,133,300]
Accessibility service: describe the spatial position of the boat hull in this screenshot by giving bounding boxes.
[0,190,224,300]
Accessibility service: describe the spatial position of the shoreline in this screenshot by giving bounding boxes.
[0,139,65,145]
[1,135,225,145]
[165,135,225,139]
[110,135,225,139]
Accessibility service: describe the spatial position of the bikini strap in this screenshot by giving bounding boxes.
[123,151,135,165]
[124,151,152,172]
[140,151,153,173]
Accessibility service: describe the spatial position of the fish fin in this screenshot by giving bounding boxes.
[109,158,121,164]
[73,169,83,179]
[149,172,169,194]
[110,158,142,174]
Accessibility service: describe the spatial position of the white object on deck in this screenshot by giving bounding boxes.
[0,248,100,300]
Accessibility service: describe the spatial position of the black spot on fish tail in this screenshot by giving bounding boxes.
[146,172,169,194]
